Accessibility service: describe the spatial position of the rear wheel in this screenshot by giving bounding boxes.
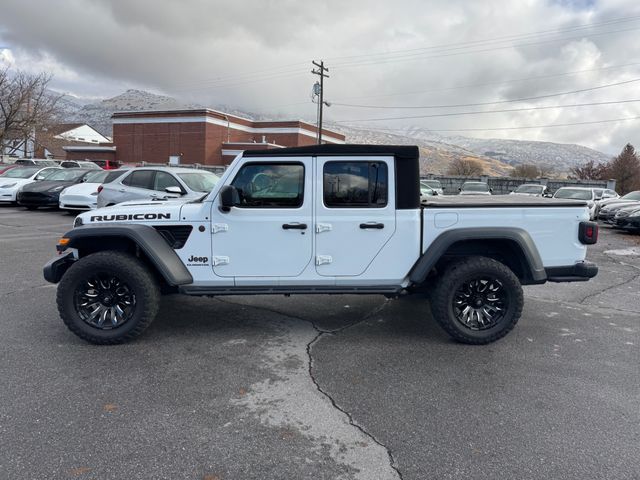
[430,256,524,344]
[57,251,160,344]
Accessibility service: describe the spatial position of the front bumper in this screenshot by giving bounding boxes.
[43,251,76,283]
[17,191,60,207]
[545,261,598,282]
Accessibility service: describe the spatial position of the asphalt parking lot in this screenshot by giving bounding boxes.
[0,205,638,480]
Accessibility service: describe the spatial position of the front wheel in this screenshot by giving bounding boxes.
[57,251,160,344]
[430,256,524,344]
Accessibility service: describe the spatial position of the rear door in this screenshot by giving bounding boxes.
[119,170,156,202]
[315,156,396,276]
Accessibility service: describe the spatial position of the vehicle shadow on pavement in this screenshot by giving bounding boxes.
[146,292,452,345]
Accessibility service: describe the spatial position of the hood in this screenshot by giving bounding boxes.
[459,190,491,195]
[77,199,186,225]
[61,182,101,196]
[602,201,640,211]
[0,178,31,188]
[22,180,78,192]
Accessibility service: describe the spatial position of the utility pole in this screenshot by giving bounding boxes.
[311,60,329,145]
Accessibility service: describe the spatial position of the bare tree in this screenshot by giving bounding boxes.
[446,157,484,176]
[511,164,540,178]
[570,160,608,180]
[0,68,62,157]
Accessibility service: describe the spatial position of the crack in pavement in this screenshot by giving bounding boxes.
[217,296,402,479]
[577,255,640,305]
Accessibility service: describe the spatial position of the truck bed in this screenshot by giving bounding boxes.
[422,195,587,208]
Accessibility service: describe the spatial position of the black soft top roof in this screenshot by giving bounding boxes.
[243,144,419,160]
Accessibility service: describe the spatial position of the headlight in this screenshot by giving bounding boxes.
[90,191,99,196]
[630,210,640,217]
[50,185,65,192]
[0,183,17,188]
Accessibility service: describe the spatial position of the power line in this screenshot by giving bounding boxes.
[326,15,640,63]
[330,62,640,102]
[366,116,640,132]
[332,99,640,123]
[241,62,640,112]
[331,77,640,111]
[331,26,640,70]
[167,15,640,92]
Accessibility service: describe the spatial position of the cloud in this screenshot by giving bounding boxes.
[0,0,639,153]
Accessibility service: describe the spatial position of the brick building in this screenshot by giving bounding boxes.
[110,109,345,166]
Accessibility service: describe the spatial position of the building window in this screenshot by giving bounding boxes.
[231,163,304,208]
[323,161,388,208]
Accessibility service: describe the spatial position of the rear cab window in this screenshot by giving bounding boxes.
[323,161,388,208]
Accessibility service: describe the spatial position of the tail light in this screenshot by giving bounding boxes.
[579,221,598,245]
[97,185,103,193]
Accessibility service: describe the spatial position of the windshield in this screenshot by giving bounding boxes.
[177,171,219,192]
[0,167,39,179]
[515,185,543,193]
[45,169,90,182]
[554,188,592,200]
[462,183,489,192]
[83,171,110,183]
[621,191,640,200]
[423,180,442,189]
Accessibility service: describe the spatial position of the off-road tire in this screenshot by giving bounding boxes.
[430,256,524,345]
[57,251,160,345]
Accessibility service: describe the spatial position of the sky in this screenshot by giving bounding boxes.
[0,0,639,154]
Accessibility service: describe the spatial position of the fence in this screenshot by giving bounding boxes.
[422,174,616,195]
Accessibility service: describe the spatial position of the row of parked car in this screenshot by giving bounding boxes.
[0,163,220,211]
[419,180,621,221]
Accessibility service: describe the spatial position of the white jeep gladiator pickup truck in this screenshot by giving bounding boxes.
[44,145,598,345]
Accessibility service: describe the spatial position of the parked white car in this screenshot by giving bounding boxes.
[59,169,129,211]
[97,167,220,208]
[420,179,444,195]
[420,182,438,201]
[459,181,492,195]
[0,166,61,203]
[509,184,549,197]
[553,187,597,220]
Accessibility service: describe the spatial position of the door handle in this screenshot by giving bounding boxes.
[360,223,384,229]
[282,223,308,230]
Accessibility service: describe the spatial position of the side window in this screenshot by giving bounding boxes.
[323,161,388,208]
[231,163,304,208]
[122,170,154,189]
[154,171,183,192]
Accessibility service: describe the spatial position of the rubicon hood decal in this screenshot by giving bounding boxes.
[89,213,171,221]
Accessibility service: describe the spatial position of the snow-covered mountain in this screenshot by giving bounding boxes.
[57,89,612,175]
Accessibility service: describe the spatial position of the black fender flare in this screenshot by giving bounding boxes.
[409,227,547,285]
[45,224,193,285]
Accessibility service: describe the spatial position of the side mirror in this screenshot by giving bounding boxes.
[489,188,493,193]
[165,186,183,195]
[432,191,438,196]
[219,185,240,212]
[458,187,462,192]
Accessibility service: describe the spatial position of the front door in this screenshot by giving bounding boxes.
[315,157,396,276]
[211,159,312,278]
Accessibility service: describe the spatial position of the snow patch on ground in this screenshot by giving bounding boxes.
[604,247,640,256]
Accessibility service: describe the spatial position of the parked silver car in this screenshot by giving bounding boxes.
[459,181,492,195]
[97,167,220,208]
[509,184,550,197]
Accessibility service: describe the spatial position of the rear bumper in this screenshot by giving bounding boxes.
[545,261,598,282]
[43,251,75,283]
